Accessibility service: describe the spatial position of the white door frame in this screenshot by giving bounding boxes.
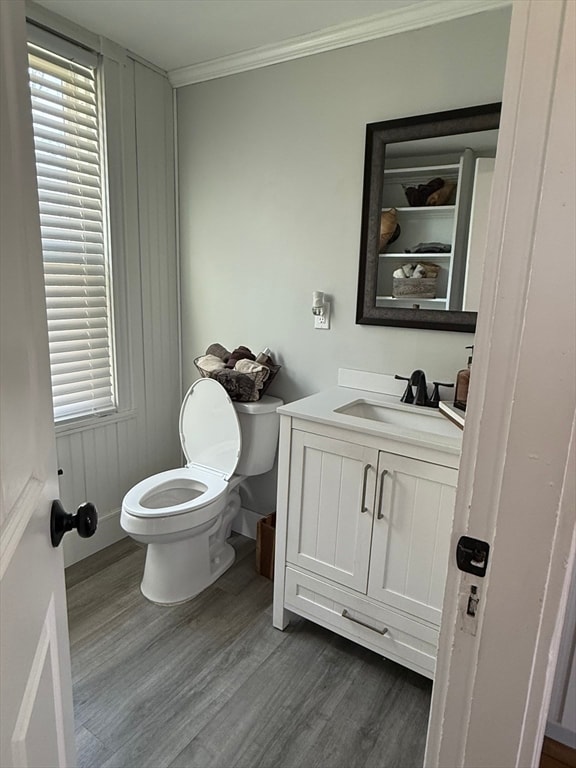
[426,1,576,766]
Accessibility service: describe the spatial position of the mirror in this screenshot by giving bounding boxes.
[356,103,501,332]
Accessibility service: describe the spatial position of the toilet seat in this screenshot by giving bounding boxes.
[123,379,241,521]
[122,466,228,519]
[179,377,241,480]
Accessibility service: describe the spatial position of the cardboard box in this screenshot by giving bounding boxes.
[256,512,276,580]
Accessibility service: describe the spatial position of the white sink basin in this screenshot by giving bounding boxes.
[334,399,460,438]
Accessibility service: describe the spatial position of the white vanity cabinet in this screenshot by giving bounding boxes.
[366,451,456,626]
[274,414,459,679]
[285,430,377,592]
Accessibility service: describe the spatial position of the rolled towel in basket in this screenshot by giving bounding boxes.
[205,343,230,362]
[225,346,256,369]
[235,359,270,381]
[196,354,226,373]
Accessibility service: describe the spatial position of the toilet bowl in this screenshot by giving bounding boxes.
[121,378,282,605]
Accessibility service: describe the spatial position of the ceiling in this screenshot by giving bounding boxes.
[34,0,433,72]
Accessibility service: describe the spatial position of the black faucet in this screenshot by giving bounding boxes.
[429,380,455,408]
[409,369,430,406]
[396,370,455,407]
[394,374,415,404]
[395,370,428,405]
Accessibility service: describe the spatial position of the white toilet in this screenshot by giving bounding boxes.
[120,378,282,605]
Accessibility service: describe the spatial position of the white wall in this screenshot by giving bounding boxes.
[177,8,511,512]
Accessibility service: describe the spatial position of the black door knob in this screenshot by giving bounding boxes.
[50,500,98,548]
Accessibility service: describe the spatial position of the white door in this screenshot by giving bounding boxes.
[426,1,576,766]
[0,2,76,767]
[367,452,457,625]
[285,430,377,592]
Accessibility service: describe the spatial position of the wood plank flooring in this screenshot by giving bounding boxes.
[540,738,576,768]
[66,536,431,768]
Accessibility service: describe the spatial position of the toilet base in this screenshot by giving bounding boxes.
[131,487,242,605]
[140,538,236,605]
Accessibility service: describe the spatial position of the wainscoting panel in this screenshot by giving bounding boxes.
[57,417,139,566]
[134,62,181,481]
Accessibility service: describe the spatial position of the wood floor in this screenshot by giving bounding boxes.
[540,738,576,768]
[66,536,432,768]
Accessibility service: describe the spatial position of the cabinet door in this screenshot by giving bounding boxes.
[367,452,457,625]
[286,430,378,592]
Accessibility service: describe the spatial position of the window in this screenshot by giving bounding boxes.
[28,33,115,421]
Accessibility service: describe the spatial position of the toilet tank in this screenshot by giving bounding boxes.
[233,395,283,476]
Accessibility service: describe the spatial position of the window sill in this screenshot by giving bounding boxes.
[54,409,137,438]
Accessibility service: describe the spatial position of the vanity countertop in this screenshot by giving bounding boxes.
[439,401,465,430]
[277,386,463,455]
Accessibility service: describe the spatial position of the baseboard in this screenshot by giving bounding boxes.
[232,506,266,540]
[63,507,126,567]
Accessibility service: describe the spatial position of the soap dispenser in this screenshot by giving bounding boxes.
[454,346,474,411]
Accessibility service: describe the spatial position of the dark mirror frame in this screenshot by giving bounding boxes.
[356,102,502,332]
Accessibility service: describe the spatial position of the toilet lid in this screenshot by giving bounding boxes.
[179,378,241,480]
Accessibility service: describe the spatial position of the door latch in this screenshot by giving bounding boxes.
[456,535,490,577]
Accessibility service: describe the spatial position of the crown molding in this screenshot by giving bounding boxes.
[169,0,511,88]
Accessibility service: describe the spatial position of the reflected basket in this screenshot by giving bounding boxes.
[392,277,437,299]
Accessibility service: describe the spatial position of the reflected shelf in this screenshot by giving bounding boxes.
[376,296,447,309]
[379,252,452,259]
[383,205,456,213]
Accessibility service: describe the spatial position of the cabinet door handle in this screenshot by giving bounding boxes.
[376,469,388,520]
[360,463,372,513]
[341,609,388,636]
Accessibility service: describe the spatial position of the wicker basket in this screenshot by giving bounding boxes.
[392,277,437,299]
[194,356,281,400]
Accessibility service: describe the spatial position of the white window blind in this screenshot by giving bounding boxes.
[28,38,115,421]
